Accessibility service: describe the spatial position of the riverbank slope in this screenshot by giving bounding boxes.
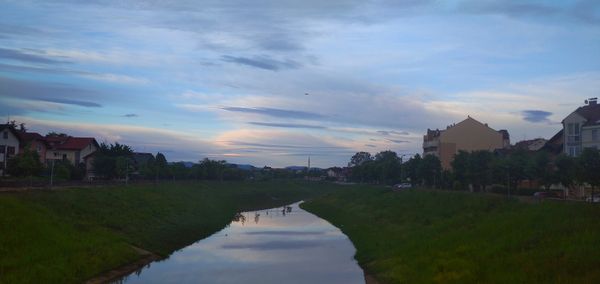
[302,186,600,283]
[0,181,339,283]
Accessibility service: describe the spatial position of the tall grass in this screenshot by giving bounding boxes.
[0,180,340,283]
[302,186,600,283]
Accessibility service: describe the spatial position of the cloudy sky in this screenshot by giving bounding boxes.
[1,0,599,167]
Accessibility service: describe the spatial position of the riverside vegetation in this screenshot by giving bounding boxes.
[2,181,600,284]
[301,185,600,283]
[0,181,340,284]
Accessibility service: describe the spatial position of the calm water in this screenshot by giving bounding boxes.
[119,202,365,284]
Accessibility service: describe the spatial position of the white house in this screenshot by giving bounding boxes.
[0,124,21,176]
[562,98,600,157]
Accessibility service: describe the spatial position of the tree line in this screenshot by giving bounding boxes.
[348,148,600,196]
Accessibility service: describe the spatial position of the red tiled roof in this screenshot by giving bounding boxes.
[57,137,97,150]
[16,132,44,143]
[45,136,98,150]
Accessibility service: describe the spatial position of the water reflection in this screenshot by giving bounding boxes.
[118,202,364,284]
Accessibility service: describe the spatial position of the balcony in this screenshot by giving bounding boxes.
[423,140,439,149]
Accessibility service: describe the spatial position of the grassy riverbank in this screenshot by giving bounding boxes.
[0,180,339,284]
[302,186,600,283]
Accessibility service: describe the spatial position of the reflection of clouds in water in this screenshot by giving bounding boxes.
[245,230,324,236]
[221,239,330,250]
[121,202,364,284]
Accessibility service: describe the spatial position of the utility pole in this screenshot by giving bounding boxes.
[125,158,129,185]
[50,159,55,189]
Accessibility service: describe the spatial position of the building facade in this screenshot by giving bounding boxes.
[44,136,99,178]
[423,116,510,169]
[0,125,21,176]
[562,98,600,157]
[16,132,47,163]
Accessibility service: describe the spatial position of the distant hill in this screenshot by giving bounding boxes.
[285,166,323,171]
[285,166,307,171]
[228,163,256,171]
[170,161,196,168]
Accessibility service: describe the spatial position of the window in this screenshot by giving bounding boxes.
[0,146,4,154]
[62,154,67,160]
[593,129,599,141]
[2,131,7,139]
[568,146,582,157]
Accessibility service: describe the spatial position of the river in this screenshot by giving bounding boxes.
[117,202,365,284]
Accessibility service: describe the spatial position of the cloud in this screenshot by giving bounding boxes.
[377,130,410,136]
[0,24,44,37]
[122,113,139,118]
[457,0,600,24]
[221,55,301,71]
[248,122,326,129]
[0,48,70,64]
[0,76,101,108]
[15,116,222,162]
[221,240,322,250]
[521,110,553,123]
[225,141,342,150]
[221,106,326,119]
[458,1,559,17]
[386,139,410,144]
[0,63,148,85]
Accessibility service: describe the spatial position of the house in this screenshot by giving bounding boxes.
[0,124,22,176]
[423,116,510,169]
[326,167,348,182]
[16,131,48,163]
[562,98,600,157]
[540,130,564,155]
[514,138,548,151]
[44,135,99,177]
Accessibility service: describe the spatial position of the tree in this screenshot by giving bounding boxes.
[7,148,44,182]
[349,152,372,167]
[139,155,156,179]
[169,162,189,180]
[374,150,401,184]
[527,151,556,191]
[451,151,470,190]
[419,154,442,188]
[555,154,576,197]
[93,142,134,179]
[468,150,494,192]
[155,152,169,180]
[491,150,529,196]
[579,148,600,201]
[403,154,422,185]
[46,132,68,138]
[196,158,227,181]
[115,156,132,180]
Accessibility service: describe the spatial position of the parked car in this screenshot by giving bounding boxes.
[533,192,547,198]
[586,196,600,203]
[394,183,412,190]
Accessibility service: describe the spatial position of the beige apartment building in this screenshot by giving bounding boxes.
[423,116,510,169]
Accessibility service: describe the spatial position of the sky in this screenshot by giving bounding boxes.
[1,0,599,167]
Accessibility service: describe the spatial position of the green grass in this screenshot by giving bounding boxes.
[301,186,600,284]
[0,180,340,284]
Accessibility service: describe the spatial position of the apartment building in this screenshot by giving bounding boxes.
[423,116,510,169]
